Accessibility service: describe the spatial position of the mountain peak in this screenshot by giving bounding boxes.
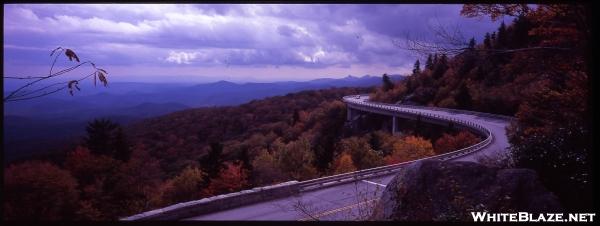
[214,80,236,85]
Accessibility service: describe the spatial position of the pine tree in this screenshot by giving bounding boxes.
[510,15,531,48]
[382,73,394,91]
[468,37,476,50]
[112,127,131,162]
[412,60,421,74]
[439,54,448,65]
[425,54,433,70]
[455,83,472,109]
[483,32,492,49]
[200,142,225,180]
[432,54,448,79]
[497,21,507,48]
[368,132,382,152]
[84,119,121,158]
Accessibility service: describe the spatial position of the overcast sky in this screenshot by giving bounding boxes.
[4,4,504,83]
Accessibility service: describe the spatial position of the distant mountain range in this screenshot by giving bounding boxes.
[4,74,404,162]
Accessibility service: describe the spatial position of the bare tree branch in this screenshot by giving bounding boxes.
[7,72,96,101]
[394,28,572,57]
[292,198,320,221]
[4,47,108,102]
[393,4,575,57]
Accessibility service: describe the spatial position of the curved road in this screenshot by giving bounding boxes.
[185,95,513,221]
[346,95,512,162]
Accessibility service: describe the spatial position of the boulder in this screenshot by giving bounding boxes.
[373,160,562,221]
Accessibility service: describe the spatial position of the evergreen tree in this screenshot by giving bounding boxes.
[425,54,433,70]
[510,15,531,48]
[483,32,492,49]
[368,132,382,152]
[84,119,121,158]
[412,60,421,74]
[439,54,448,66]
[432,54,449,79]
[461,39,478,76]
[312,101,346,171]
[497,21,507,48]
[468,37,476,50]
[200,142,225,180]
[455,83,472,109]
[112,127,131,161]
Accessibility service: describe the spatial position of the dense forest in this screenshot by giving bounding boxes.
[3,3,592,221]
[4,86,480,220]
[371,4,592,211]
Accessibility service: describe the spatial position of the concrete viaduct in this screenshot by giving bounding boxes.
[122,94,514,221]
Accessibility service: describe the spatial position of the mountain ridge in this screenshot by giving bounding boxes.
[4,74,404,163]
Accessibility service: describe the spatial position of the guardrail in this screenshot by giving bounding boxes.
[123,94,501,220]
[344,94,515,121]
[298,95,495,192]
[121,181,300,220]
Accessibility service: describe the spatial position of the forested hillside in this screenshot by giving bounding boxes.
[371,4,592,211]
[4,86,481,220]
[3,4,591,221]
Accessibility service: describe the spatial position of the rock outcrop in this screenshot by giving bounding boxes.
[373,160,562,221]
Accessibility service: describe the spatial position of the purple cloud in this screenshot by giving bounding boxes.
[3,4,503,82]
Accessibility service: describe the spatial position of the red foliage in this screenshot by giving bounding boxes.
[204,161,249,196]
[111,144,164,216]
[64,146,120,187]
[4,161,79,220]
[434,131,481,154]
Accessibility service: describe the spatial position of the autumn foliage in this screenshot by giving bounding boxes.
[384,136,435,165]
[3,3,591,220]
[373,3,592,211]
[434,131,481,154]
[205,161,249,196]
[158,166,205,205]
[331,153,358,174]
[4,161,79,220]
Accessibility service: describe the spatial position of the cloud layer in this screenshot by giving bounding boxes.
[3,4,503,82]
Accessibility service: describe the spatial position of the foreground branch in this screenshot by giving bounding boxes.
[4,47,108,102]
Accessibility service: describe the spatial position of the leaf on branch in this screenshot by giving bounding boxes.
[93,72,97,87]
[98,71,108,87]
[67,80,76,89]
[68,80,79,96]
[65,49,80,62]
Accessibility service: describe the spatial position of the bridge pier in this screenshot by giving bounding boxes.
[392,116,397,135]
[347,107,353,121]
